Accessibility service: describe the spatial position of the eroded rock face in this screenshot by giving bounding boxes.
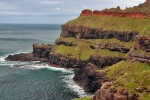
[92,83,139,100]
[89,55,124,69]
[80,10,147,18]
[128,51,150,65]
[90,42,130,53]
[61,25,138,42]
[55,38,77,46]
[134,36,150,52]
[73,63,109,93]
[49,54,87,68]
[80,9,93,16]
[33,44,54,58]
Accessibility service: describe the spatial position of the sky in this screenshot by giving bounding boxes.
[0,0,146,24]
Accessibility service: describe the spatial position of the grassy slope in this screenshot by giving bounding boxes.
[56,37,134,49]
[100,60,150,99]
[125,2,149,14]
[65,16,150,36]
[51,37,129,60]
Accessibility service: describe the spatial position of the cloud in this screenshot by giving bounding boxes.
[55,7,61,10]
[38,0,63,5]
[0,0,147,23]
[0,11,56,16]
[82,6,87,8]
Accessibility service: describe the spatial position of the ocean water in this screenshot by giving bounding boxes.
[0,24,86,100]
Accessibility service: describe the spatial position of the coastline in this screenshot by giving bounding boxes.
[4,1,150,99]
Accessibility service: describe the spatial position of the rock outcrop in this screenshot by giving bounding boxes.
[5,53,45,61]
[73,63,109,93]
[92,83,139,100]
[33,44,54,58]
[49,54,87,68]
[90,42,130,53]
[80,9,93,16]
[89,55,124,69]
[128,35,150,64]
[134,36,150,52]
[61,25,138,42]
[80,9,147,18]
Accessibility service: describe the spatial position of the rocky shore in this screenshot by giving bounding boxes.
[5,1,150,100]
[5,27,150,100]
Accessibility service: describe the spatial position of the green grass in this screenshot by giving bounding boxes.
[100,60,150,98]
[51,37,127,60]
[50,44,125,61]
[140,93,150,100]
[71,97,90,100]
[50,44,92,60]
[125,2,150,14]
[65,16,150,36]
[57,37,134,49]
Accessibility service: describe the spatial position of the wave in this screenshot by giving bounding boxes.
[18,63,73,73]
[62,74,88,97]
[0,51,31,66]
[0,38,41,42]
[0,51,73,73]
[0,52,88,98]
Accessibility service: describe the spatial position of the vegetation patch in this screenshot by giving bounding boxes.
[65,16,150,36]
[100,60,150,99]
[56,37,134,49]
[51,37,127,60]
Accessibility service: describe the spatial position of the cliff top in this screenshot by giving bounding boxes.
[65,1,150,36]
[65,16,150,36]
[102,0,150,14]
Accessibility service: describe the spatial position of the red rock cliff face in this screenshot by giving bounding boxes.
[80,9,147,18]
[80,9,93,16]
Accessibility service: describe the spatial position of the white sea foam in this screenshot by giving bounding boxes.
[0,56,6,62]
[16,63,73,73]
[0,51,87,97]
[63,74,88,97]
[0,51,29,62]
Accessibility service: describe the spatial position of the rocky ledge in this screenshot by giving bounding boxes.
[61,25,138,42]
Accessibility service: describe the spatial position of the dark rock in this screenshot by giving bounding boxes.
[134,36,150,52]
[5,53,46,61]
[89,55,124,69]
[49,54,87,68]
[73,63,108,93]
[33,44,54,58]
[61,25,139,42]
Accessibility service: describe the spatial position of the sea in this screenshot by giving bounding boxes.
[0,24,87,100]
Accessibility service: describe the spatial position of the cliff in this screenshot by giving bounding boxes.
[80,10,147,18]
[5,1,150,100]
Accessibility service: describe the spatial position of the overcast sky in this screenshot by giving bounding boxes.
[0,0,146,24]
